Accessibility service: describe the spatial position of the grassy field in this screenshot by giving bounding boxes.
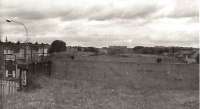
[3,54,199,109]
[5,76,198,109]
[53,52,182,63]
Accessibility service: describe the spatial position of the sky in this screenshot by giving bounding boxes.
[0,0,199,47]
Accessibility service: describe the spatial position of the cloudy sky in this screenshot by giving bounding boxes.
[0,0,199,47]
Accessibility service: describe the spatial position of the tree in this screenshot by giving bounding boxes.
[48,40,66,54]
[16,41,20,45]
[84,47,98,53]
[35,41,38,45]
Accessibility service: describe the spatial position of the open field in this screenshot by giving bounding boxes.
[54,52,182,63]
[52,54,198,90]
[4,77,198,109]
[3,54,199,109]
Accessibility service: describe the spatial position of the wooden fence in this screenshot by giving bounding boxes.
[0,79,19,109]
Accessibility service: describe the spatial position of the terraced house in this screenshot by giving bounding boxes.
[0,40,49,79]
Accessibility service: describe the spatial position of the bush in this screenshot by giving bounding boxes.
[48,40,66,54]
[84,47,99,54]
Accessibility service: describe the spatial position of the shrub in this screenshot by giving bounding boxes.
[48,40,66,54]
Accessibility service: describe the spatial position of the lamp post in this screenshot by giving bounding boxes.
[6,19,29,90]
[6,19,29,63]
[6,19,28,42]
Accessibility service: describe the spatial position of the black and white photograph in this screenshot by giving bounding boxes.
[0,0,199,109]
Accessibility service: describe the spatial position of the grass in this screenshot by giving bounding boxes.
[4,76,199,109]
[3,54,199,109]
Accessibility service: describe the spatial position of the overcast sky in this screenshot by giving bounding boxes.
[0,0,199,47]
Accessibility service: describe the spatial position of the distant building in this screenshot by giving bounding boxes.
[0,41,50,79]
[0,41,50,62]
[185,55,196,64]
[184,50,199,64]
[174,48,199,64]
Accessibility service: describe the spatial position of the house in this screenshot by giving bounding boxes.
[183,49,199,64]
[0,41,50,78]
[185,55,196,64]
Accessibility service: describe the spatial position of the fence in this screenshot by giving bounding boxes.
[0,78,19,109]
[29,61,52,76]
[0,52,52,109]
[0,53,19,109]
[0,80,18,95]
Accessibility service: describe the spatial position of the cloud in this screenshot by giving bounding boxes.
[1,0,160,21]
[153,0,198,18]
[0,0,198,47]
[88,5,158,21]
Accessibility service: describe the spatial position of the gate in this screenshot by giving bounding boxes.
[0,54,22,109]
[0,50,51,108]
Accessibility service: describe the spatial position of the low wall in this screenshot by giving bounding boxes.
[52,59,199,90]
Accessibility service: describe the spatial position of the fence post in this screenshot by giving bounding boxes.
[18,69,22,91]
